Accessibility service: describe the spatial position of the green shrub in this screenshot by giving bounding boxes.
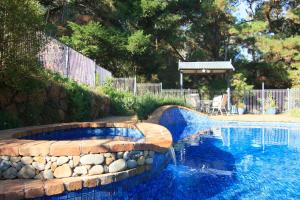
[0,68,109,130]
[135,93,188,120]
[0,111,20,130]
[101,81,136,115]
[288,108,300,118]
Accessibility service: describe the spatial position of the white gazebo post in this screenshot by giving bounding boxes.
[262,81,265,114]
[180,71,183,90]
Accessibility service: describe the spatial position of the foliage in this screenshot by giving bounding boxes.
[231,73,253,107]
[101,80,136,116]
[60,21,128,75]
[126,30,151,55]
[0,0,45,91]
[0,67,109,130]
[264,92,277,110]
[0,111,20,130]
[134,93,188,120]
[231,0,300,88]
[288,108,300,118]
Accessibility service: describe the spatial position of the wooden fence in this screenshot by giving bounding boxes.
[39,37,112,87]
[136,83,162,95]
[112,77,136,93]
[161,89,198,97]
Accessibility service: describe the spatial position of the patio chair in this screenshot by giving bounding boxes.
[210,94,228,115]
[185,93,201,111]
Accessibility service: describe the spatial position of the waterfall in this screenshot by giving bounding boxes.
[169,147,177,165]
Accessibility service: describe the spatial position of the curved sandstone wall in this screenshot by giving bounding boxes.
[0,121,172,199]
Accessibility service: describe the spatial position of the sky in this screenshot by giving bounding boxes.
[233,1,254,60]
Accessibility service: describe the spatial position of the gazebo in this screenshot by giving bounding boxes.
[178,60,235,111]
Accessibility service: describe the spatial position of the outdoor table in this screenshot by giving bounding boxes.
[200,100,212,113]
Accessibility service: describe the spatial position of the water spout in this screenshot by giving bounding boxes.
[169,147,177,165]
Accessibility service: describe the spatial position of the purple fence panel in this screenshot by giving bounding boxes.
[39,38,67,76]
[96,65,112,85]
[68,48,95,87]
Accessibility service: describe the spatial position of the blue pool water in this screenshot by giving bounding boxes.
[22,127,144,141]
[37,108,300,199]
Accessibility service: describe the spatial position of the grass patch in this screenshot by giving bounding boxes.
[287,108,300,118]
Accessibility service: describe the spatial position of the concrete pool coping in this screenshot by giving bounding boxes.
[0,122,172,156]
[0,121,172,199]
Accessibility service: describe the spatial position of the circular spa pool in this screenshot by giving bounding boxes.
[21,127,144,141]
[42,107,300,200]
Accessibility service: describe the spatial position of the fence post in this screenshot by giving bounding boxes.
[94,60,97,87]
[227,87,231,114]
[133,76,137,96]
[160,82,163,94]
[287,88,290,111]
[65,46,69,78]
[262,82,265,114]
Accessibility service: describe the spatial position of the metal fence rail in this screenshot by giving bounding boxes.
[39,37,112,87]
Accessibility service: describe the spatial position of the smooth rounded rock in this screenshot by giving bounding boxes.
[123,151,130,160]
[149,151,155,157]
[32,162,45,171]
[74,166,88,176]
[108,159,127,173]
[126,160,137,169]
[89,165,104,175]
[12,162,23,171]
[43,169,54,179]
[50,157,57,162]
[0,160,11,171]
[80,154,104,165]
[137,156,145,166]
[10,156,21,163]
[105,157,115,165]
[73,156,80,167]
[18,165,36,179]
[117,152,124,159]
[144,151,149,157]
[45,161,52,170]
[21,157,33,165]
[1,156,9,161]
[54,164,72,178]
[68,160,74,168]
[104,153,112,158]
[46,156,51,162]
[51,162,57,171]
[56,156,69,166]
[3,167,17,179]
[145,158,153,165]
[34,156,46,164]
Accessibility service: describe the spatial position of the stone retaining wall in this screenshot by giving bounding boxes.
[0,121,173,199]
[0,151,154,180]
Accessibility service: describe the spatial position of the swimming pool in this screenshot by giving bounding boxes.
[21,127,144,141]
[38,108,300,199]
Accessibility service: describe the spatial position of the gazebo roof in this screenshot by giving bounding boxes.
[178,60,234,74]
